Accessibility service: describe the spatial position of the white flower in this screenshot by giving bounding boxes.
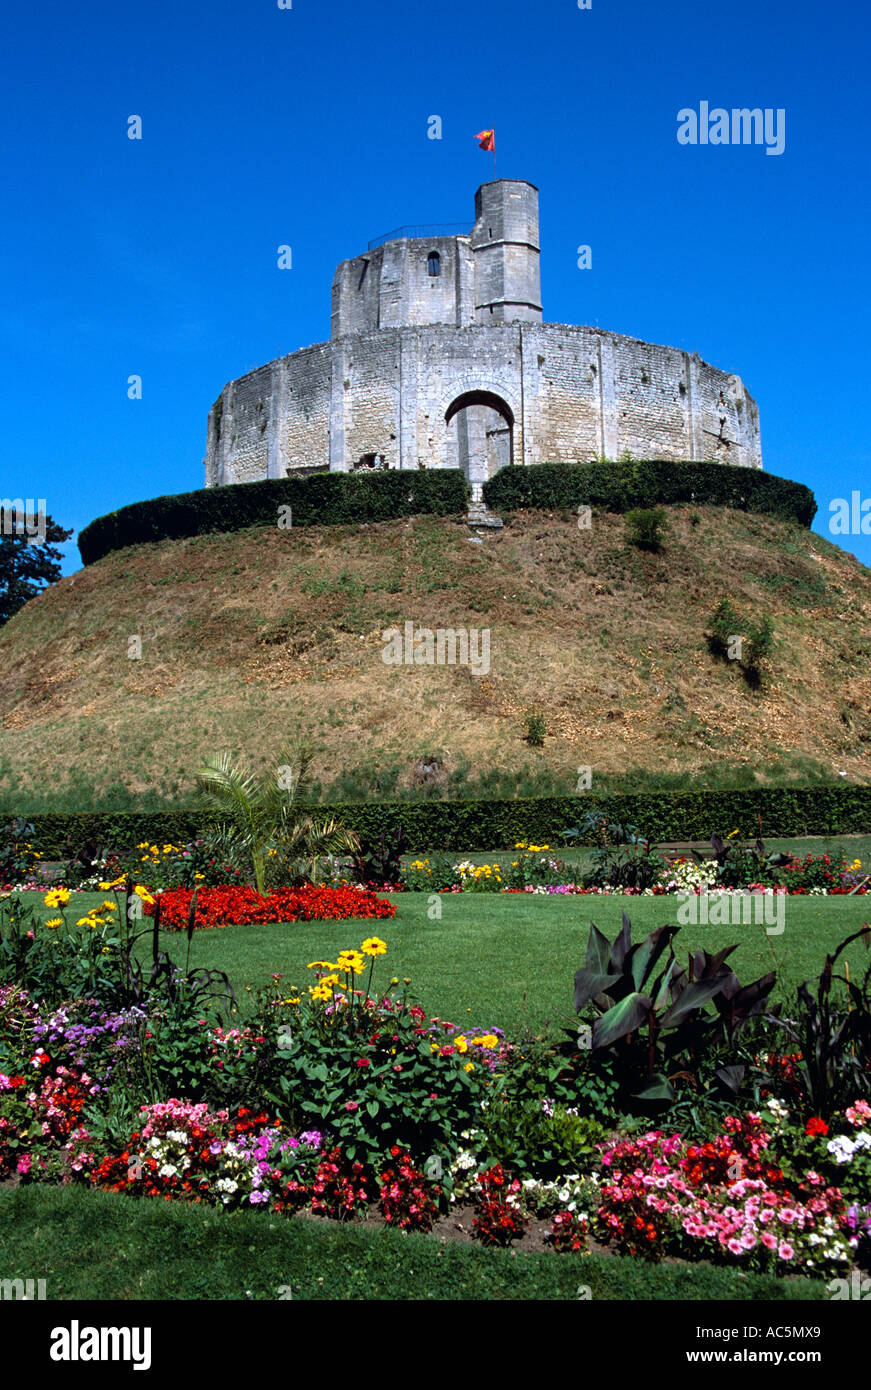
[827,1136,856,1164]
[157,1163,178,1179]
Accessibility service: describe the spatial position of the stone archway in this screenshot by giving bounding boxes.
[445,390,514,503]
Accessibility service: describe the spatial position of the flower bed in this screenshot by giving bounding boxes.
[3,889,871,1281]
[142,884,396,931]
[396,846,870,897]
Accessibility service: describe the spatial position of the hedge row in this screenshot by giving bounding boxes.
[17,786,871,857]
[482,459,818,527]
[77,470,470,566]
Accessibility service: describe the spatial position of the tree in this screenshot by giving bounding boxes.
[0,513,73,627]
[195,745,360,892]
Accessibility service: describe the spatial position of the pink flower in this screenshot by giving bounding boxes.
[778,1242,794,1260]
[846,1101,871,1127]
[344,1101,359,1112]
[760,1231,777,1249]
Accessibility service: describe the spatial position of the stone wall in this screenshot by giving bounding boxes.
[205,322,762,486]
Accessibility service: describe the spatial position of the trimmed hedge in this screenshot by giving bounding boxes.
[19,785,871,857]
[482,459,817,527]
[77,470,470,566]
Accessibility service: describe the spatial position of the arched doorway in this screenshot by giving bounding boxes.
[445,391,514,502]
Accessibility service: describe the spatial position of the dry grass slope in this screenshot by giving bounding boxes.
[1,505,870,808]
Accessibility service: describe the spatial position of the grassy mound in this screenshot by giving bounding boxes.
[1,507,870,809]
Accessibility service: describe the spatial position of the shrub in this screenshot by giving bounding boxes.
[482,459,817,528]
[78,470,469,566]
[15,784,871,858]
[744,614,775,686]
[524,708,547,747]
[706,599,741,660]
[625,506,669,553]
[705,602,775,688]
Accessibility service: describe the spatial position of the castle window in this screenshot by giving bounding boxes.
[427,251,440,277]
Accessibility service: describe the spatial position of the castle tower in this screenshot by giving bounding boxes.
[470,180,542,324]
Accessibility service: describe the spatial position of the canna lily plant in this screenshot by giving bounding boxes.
[572,911,776,1103]
[195,746,360,893]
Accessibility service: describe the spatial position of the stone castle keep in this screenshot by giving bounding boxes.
[204,180,762,500]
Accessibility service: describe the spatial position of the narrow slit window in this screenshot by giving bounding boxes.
[427,251,440,277]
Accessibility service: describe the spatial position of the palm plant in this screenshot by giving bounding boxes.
[194,747,360,893]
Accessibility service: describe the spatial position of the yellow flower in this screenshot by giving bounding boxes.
[99,877,126,890]
[464,1062,475,1072]
[43,888,70,908]
[100,900,118,912]
[133,886,155,904]
[361,937,387,957]
[306,960,335,970]
[76,917,94,927]
[309,984,333,1002]
[454,1036,468,1054]
[337,950,365,974]
[44,917,63,929]
[194,872,205,880]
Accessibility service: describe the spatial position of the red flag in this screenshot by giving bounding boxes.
[475,129,495,152]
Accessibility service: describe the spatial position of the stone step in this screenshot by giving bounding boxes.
[466,504,503,530]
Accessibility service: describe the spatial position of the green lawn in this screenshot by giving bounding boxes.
[0,1185,827,1301]
[20,889,871,1036]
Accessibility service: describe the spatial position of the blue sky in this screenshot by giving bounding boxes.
[3,0,869,573]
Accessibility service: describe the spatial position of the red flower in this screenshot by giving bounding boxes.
[805,1117,829,1137]
[142,884,396,932]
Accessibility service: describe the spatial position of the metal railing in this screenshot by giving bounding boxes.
[367,222,469,250]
